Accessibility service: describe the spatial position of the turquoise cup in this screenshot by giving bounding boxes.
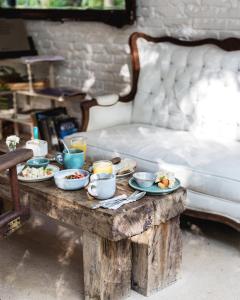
[55,149,85,169]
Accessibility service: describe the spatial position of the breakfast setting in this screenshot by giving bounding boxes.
[1,18,237,300]
[7,128,181,211]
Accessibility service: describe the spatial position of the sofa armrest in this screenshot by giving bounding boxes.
[81,94,133,131]
[96,94,119,106]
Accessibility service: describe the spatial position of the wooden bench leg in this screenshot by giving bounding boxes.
[131,216,182,296]
[82,231,132,300]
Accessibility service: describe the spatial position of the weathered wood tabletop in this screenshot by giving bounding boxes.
[0,172,186,299]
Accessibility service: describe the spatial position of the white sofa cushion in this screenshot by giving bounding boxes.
[66,124,240,207]
[187,190,240,224]
[132,38,240,141]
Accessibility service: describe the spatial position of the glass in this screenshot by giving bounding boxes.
[93,160,113,175]
[71,137,87,159]
[26,139,48,157]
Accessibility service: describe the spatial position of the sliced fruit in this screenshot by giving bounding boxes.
[161,178,169,187]
[158,182,166,189]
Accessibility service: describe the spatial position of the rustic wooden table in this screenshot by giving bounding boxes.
[0,173,186,299]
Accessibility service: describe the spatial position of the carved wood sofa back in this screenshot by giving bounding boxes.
[81,33,240,136]
[131,33,240,140]
[128,33,240,103]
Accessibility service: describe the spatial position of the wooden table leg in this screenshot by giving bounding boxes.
[131,216,182,296]
[82,231,132,300]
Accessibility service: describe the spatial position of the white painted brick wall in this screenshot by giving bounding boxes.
[26,0,240,96]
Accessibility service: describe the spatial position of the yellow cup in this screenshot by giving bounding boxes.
[93,160,113,175]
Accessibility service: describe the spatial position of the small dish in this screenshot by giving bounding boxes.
[27,157,49,169]
[133,172,156,188]
[54,169,89,191]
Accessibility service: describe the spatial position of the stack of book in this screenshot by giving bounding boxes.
[34,107,79,151]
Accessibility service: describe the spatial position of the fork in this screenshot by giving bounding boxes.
[101,191,139,209]
[92,191,139,209]
[108,191,146,210]
[91,194,127,209]
[102,191,145,209]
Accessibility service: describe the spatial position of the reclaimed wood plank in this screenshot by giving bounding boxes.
[82,231,132,300]
[131,216,182,296]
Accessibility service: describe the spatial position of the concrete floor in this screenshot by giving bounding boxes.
[0,213,240,300]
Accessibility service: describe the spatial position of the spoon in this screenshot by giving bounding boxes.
[60,139,70,153]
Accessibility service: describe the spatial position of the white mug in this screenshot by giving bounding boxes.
[88,173,116,200]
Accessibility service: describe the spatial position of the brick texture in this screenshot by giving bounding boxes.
[26,0,240,96]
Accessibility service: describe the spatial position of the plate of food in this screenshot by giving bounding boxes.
[17,164,60,182]
[113,158,137,178]
[129,170,181,194]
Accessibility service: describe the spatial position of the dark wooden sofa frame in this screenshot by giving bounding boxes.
[80,32,240,232]
[0,149,33,238]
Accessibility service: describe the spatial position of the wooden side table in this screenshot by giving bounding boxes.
[0,171,186,299]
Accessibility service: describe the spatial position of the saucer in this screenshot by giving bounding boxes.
[129,177,181,194]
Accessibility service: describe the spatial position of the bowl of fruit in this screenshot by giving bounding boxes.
[54,169,89,190]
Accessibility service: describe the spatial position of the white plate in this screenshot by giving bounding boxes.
[17,164,60,182]
[113,158,137,178]
[116,169,135,178]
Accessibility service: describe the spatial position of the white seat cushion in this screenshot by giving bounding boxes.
[66,124,240,206]
[187,190,240,223]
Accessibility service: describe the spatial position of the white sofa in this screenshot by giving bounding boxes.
[66,33,240,230]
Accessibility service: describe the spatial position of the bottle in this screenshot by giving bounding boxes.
[33,126,39,140]
[26,126,48,157]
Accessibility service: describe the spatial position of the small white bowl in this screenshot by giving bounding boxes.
[133,172,156,188]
